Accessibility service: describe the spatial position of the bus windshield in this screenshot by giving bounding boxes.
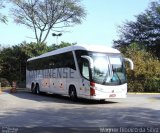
[90,53,126,85]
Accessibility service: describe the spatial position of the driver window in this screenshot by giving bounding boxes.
[82,60,90,80]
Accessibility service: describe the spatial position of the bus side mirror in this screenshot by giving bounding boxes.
[81,56,94,69]
[124,58,134,70]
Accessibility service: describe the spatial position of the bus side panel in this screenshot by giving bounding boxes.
[26,69,49,92]
[47,68,77,95]
[77,78,90,99]
[49,78,66,94]
[65,68,80,96]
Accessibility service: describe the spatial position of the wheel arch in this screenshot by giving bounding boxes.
[35,82,39,87]
[31,82,35,90]
[68,84,77,95]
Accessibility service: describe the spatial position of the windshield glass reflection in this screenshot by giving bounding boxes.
[91,53,126,85]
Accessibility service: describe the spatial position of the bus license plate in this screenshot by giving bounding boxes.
[109,94,116,97]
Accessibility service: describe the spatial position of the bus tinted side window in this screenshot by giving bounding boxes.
[64,52,76,70]
[75,50,89,78]
[27,60,40,71]
[27,51,76,70]
[82,59,90,80]
[48,52,76,70]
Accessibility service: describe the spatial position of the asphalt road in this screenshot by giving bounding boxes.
[0,89,160,133]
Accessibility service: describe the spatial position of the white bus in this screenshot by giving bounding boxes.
[26,45,133,100]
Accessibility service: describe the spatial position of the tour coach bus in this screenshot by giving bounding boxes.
[26,45,133,100]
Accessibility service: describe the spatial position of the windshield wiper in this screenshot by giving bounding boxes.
[102,65,110,85]
[112,65,121,85]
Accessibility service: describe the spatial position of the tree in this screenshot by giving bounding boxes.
[20,41,51,57]
[0,42,50,83]
[114,0,160,58]
[123,43,160,92]
[50,41,76,50]
[10,0,86,44]
[0,46,24,82]
[0,0,7,23]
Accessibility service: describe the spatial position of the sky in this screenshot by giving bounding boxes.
[0,0,152,47]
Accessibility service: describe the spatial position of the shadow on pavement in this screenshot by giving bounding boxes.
[3,88,118,105]
[0,106,159,129]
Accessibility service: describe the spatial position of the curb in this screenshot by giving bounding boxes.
[128,92,160,94]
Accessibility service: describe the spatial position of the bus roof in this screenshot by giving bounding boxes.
[27,45,120,61]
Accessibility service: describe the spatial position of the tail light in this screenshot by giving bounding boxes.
[90,82,96,96]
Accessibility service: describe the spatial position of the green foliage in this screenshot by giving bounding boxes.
[0,45,27,82]
[123,43,160,92]
[114,0,160,58]
[20,41,51,57]
[50,41,76,50]
[0,78,10,87]
[144,78,160,92]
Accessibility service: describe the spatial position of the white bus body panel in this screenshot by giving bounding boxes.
[26,45,128,100]
[26,68,80,95]
[93,83,127,99]
[28,45,120,62]
[77,78,127,100]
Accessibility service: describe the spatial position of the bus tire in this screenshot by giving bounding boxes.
[35,84,40,94]
[69,86,77,101]
[31,83,36,94]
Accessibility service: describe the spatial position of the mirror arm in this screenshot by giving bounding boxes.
[81,55,94,69]
[124,58,134,70]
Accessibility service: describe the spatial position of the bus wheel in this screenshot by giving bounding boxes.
[31,84,36,94]
[69,86,77,101]
[35,84,40,94]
